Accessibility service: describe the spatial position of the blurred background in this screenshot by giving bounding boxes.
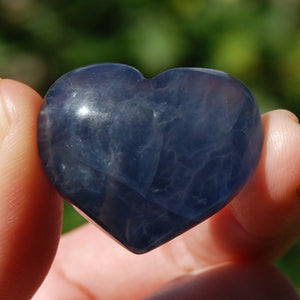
[0,0,299,292]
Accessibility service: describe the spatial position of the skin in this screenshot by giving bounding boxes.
[0,79,299,299]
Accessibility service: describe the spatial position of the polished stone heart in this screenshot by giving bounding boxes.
[38,63,263,253]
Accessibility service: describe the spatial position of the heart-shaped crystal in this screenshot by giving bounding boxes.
[38,63,263,253]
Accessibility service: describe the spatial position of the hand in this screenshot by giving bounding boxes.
[0,79,299,300]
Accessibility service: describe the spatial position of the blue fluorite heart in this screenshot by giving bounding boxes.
[38,63,263,253]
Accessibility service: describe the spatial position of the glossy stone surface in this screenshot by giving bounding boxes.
[38,63,263,253]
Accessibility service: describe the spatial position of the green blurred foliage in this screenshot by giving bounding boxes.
[62,202,87,233]
[0,0,299,292]
[0,0,299,115]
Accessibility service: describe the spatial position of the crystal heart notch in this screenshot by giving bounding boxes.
[38,63,263,253]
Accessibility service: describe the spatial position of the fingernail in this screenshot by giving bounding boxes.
[0,79,11,143]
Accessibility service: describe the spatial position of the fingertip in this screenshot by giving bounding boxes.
[229,109,300,256]
[0,79,63,299]
[0,78,42,101]
[263,110,300,204]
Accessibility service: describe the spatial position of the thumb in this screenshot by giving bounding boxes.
[0,79,63,299]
